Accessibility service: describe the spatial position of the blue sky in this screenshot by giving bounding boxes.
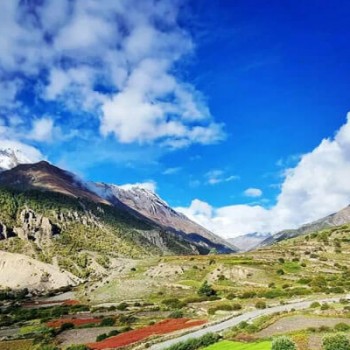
[1,0,350,237]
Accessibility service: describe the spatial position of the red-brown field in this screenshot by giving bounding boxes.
[88,318,206,349]
[47,317,101,328]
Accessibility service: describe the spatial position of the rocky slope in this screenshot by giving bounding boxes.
[0,161,108,204]
[94,183,238,253]
[0,161,237,290]
[259,204,350,247]
[0,251,80,291]
[227,232,271,252]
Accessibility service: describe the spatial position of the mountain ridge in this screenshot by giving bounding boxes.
[259,204,350,247]
[0,160,236,256]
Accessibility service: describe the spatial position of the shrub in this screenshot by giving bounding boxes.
[240,291,257,299]
[277,269,285,275]
[322,334,350,350]
[169,310,184,319]
[59,322,74,332]
[116,302,128,311]
[108,329,119,337]
[255,301,267,309]
[334,323,350,332]
[272,336,297,350]
[100,317,115,327]
[164,332,220,350]
[66,346,89,350]
[232,303,242,310]
[226,293,236,300]
[321,303,330,310]
[310,302,321,308]
[162,298,184,309]
[96,333,108,342]
[198,281,216,297]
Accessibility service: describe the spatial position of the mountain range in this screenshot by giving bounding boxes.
[259,204,350,247]
[0,147,240,290]
[228,232,271,252]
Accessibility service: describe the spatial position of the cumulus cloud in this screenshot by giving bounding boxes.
[0,0,224,149]
[28,118,55,142]
[244,188,263,197]
[177,114,350,238]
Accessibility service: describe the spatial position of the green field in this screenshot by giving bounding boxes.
[203,340,272,350]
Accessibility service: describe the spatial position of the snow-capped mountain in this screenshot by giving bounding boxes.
[0,147,35,171]
[93,183,238,253]
[0,152,237,254]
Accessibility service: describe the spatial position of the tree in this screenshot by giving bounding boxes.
[198,281,216,297]
[322,334,350,350]
[272,336,297,350]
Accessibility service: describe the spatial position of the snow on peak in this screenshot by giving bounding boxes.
[119,181,156,193]
[0,142,43,170]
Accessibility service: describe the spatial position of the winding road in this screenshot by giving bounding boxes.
[149,296,347,350]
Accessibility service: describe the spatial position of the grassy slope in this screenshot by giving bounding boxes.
[203,340,271,350]
[0,187,195,278]
[86,223,350,306]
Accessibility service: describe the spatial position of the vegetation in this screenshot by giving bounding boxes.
[164,333,220,350]
[322,334,350,350]
[271,336,297,350]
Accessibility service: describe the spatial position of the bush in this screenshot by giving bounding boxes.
[198,281,216,297]
[226,293,236,300]
[276,269,285,275]
[255,301,267,309]
[116,302,128,311]
[272,336,297,350]
[59,322,74,332]
[162,298,184,309]
[100,317,115,327]
[321,303,330,310]
[334,323,350,332]
[169,310,184,319]
[108,329,119,337]
[322,334,350,350]
[232,303,242,310]
[164,332,220,350]
[66,346,89,350]
[310,302,321,308]
[96,333,108,342]
[240,291,257,299]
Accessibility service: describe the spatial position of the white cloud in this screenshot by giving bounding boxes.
[177,113,350,238]
[28,118,54,142]
[205,169,239,185]
[244,188,263,197]
[0,0,224,149]
[163,167,181,175]
[0,139,44,170]
[119,181,157,193]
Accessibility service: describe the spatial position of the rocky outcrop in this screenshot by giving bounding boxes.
[11,209,60,242]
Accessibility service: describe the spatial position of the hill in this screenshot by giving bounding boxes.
[260,205,350,247]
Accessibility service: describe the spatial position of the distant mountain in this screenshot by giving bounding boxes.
[259,205,350,247]
[93,183,238,253]
[228,232,271,252]
[0,160,236,285]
